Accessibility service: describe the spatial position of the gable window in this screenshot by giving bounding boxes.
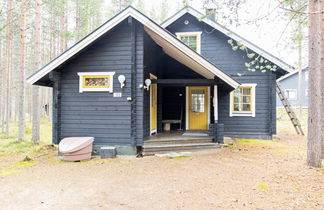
[176,32,202,53]
[230,84,257,117]
[78,72,115,93]
[285,89,297,100]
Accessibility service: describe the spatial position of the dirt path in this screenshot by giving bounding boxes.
[0,136,323,210]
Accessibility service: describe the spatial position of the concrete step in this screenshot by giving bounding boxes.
[142,143,219,156]
[144,138,213,145]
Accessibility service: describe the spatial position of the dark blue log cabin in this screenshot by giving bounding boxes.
[27,6,293,155]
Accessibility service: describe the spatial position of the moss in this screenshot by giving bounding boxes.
[166,155,190,159]
[0,166,20,177]
[257,183,269,189]
[17,160,36,167]
[237,139,279,147]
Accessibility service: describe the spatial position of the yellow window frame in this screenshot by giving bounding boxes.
[82,75,110,89]
[232,86,253,113]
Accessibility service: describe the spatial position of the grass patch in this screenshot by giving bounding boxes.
[0,158,37,178]
[17,159,37,167]
[0,118,53,157]
[257,183,269,189]
[272,150,303,155]
[0,166,20,177]
[236,139,279,147]
[277,108,308,135]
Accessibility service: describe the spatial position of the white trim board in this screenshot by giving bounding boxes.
[277,67,308,82]
[27,6,239,89]
[161,7,293,73]
[213,85,218,121]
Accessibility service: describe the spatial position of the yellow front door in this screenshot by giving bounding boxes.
[189,86,208,130]
[150,83,157,133]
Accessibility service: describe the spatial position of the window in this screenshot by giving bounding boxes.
[78,72,115,93]
[191,89,205,112]
[285,89,297,100]
[176,32,202,53]
[230,84,257,117]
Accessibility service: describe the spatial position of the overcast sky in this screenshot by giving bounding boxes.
[135,0,308,67]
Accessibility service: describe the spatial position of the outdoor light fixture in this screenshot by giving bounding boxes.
[144,78,151,91]
[118,75,126,88]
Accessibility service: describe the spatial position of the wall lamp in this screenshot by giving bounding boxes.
[118,75,126,88]
[139,78,151,91]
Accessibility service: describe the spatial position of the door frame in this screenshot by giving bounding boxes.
[185,86,210,130]
[150,73,157,135]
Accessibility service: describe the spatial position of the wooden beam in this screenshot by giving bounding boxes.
[153,79,216,85]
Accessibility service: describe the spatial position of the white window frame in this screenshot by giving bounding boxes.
[285,89,297,100]
[229,83,257,117]
[176,31,202,54]
[77,72,115,93]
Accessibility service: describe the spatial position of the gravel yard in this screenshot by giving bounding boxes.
[0,132,323,210]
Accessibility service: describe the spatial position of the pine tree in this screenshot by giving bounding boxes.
[18,0,27,141]
[32,0,42,144]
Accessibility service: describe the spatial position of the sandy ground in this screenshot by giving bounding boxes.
[0,134,323,210]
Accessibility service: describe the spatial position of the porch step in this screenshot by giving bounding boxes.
[144,138,213,145]
[142,143,219,156]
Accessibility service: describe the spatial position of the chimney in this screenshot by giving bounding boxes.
[205,8,217,22]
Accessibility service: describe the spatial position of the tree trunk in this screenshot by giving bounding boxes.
[5,0,13,137]
[307,0,323,167]
[18,0,27,141]
[32,0,42,144]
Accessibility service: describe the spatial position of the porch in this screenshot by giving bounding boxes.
[141,27,236,154]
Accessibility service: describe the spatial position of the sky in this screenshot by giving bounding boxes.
[135,0,308,68]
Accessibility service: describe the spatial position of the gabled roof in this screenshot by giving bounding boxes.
[161,7,294,73]
[27,6,240,89]
[277,67,308,82]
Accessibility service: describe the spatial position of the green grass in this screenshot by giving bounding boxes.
[0,117,53,156]
[277,108,308,135]
[237,139,279,147]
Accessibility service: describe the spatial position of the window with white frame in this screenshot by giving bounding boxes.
[176,32,202,53]
[230,84,257,117]
[285,89,297,100]
[77,72,115,93]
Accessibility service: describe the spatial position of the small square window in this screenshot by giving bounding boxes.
[176,32,202,53]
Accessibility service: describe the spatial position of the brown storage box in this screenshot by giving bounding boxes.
[59,137,94,162]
